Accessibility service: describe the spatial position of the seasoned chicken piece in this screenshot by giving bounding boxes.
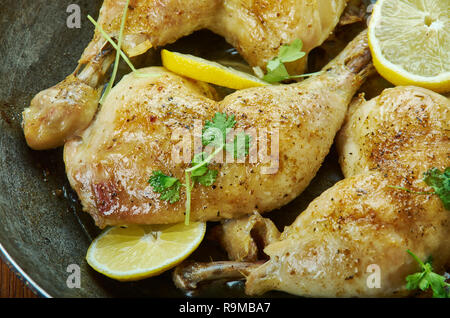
[86,0,349,72]
[245,176,449,297]
[173,86,450,297]
[337,86,450,182]
[22,51,115,150]
[64,30,372,228]
[23,0,349,150]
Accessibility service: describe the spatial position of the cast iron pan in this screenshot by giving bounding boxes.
[0,0,389,297]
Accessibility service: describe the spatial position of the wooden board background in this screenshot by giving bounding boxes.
[0,258,37,298]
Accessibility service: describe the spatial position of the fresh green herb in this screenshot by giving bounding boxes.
[87,2,157,104]
[388,167,449,210]
[87,15,139,73]
[202,113,237,147]
[99,0,130,104]
[262,39,322,83]
[405,250,450,298]
[423,167,450,210]
[184,170,193,224]
[186,149,222,181]
[148,171,181,204]
[202,113,250,158]
[194,169,218,187]
[184,113,250,224]
[190,152,210,177]
[277,39,307,63]
[192,171,217,190]
[263,39,305,83]
[148,112,251,225]
[189,152,219,184]
[188,152,219,186]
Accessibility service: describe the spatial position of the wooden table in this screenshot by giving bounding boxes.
[0,257,38,298]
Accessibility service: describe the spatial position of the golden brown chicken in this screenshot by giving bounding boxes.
[23,0,349,150]
[63,30,372,228]
[173,86,450,297]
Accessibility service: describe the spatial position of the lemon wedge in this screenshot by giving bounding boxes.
[368,0,450,93]
[86,222,206,281]
[161,49,268,90]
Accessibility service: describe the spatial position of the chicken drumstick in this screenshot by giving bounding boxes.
[23,0,349,150]
[63,29,372,228]
[173,86,450,297]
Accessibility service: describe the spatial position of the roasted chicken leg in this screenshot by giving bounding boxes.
[23,0,349,150]
[63,30,372,228]
[174,86,450,297]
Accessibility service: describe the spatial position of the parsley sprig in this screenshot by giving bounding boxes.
[423,167,450,210]
[388,167,449,210]
[406,250,450,298]
[260,39,322,83]
[148,171,181,204]
[148,113,250,225]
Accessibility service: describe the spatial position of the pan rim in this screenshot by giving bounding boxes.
[0,242,52,298]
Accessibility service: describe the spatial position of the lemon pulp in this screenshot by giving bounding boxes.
[86,222,206,281]
[368,0,449,93]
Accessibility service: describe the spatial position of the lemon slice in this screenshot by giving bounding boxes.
[368,0,450,93]
[86,222,206,281]
[161,49,268,90]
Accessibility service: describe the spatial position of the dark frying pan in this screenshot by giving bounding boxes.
[0,0,388,297]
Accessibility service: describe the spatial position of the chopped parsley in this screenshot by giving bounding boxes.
[423,167,450,210]
[148,112,251,224]
[202,112,236,147]
[193,169,218,187]
[148,171,181,204]
[261,39,322,83]
[190,152,218,187]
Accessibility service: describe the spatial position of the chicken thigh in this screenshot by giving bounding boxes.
[23,0,349,150]
[173,86,450,297]
[63,30,372,228]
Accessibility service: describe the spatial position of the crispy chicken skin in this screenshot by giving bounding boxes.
[87,0,348,72]
[338,86,450,182]
[22,75,102,150]
[63,30,372,228]
[174,86,449,297]
[246,172,449,297]
[246,86,450,297]
[23,0,349,150]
